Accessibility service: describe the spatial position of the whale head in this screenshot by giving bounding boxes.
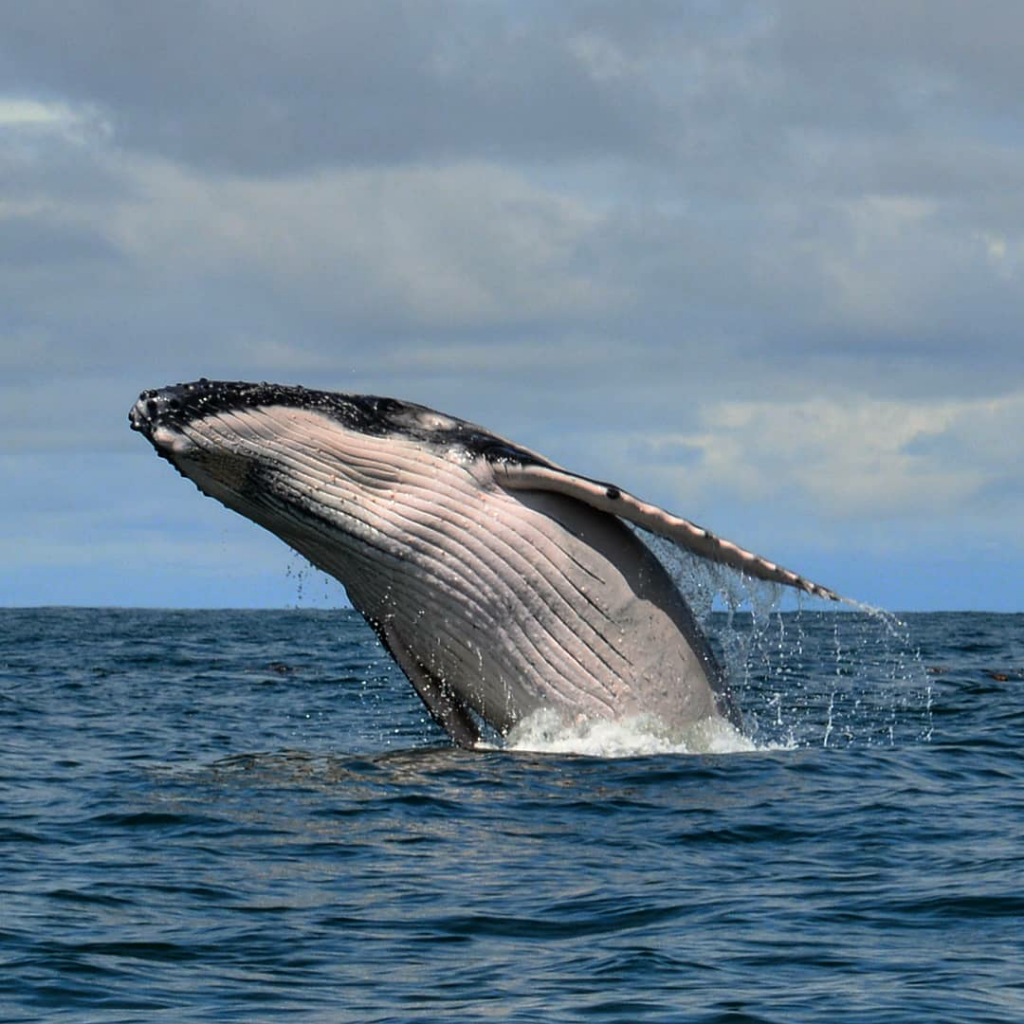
[129,379,542,573]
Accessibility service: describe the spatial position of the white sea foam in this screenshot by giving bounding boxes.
[499,709,760,757]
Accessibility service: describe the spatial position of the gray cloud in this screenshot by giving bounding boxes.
[0,212,120,266]
[0,1,663,173]
[772,1,1024,120]
[2,2,1023,607]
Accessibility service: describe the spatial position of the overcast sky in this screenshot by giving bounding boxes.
[3,2,1022,611]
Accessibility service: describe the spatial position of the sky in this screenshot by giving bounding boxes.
[2,2,1022,611]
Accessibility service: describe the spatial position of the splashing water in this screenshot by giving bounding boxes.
[502,708,758,757]
[527,526,937,757]
[284,526,932,758]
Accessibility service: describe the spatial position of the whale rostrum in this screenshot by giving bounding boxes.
[130,380,840,747]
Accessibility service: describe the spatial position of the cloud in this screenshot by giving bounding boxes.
[108,160,618,330]
[685,394,1024,518]
[0,1,662,174]
[2,3,1023,608]
[0,98,77,127]
[583,391,1024,581]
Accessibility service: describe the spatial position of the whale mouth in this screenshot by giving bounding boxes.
[128,379,218,435]
[129,387,201,458]
[128,380,281,459]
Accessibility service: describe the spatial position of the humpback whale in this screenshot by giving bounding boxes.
[129,380,839,747]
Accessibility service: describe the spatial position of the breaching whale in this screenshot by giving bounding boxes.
[129,380,839,747]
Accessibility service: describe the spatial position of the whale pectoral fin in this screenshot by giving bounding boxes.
[381,622,481,749]
[495,462,841,602]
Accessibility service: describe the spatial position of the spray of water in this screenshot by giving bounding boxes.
[503,527,933,757]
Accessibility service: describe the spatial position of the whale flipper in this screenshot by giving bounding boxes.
[494,462,840,602]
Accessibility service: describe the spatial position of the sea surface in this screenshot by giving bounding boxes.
[1,606,1021,1022]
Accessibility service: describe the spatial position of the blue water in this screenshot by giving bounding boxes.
[2,607,1021,1022]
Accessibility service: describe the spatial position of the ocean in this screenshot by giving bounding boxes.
[1,606,1021,1022]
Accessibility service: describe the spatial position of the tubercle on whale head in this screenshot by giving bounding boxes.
[130,379,441,439]
[128,378,214,437]
[128,379,303,434]
[128,380,296,479]
[129,379,553,470]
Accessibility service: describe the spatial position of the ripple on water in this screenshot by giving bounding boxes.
[1,608,1021,1022]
